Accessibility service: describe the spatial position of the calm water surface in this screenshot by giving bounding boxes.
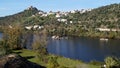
[47,37,120,62]
[0,32,120,62]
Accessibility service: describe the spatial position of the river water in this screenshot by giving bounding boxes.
[0,33,120,62]
[47,37,120,62]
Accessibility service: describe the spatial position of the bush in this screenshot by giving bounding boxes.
[89,60,103,65]
[57,66,68,68]
[0,40,11,56]
[104,56,120,68]
[47,56,59,68]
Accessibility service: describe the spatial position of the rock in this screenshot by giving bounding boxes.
[0,54,45,68]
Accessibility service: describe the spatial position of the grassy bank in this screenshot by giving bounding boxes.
[13,49,100,68]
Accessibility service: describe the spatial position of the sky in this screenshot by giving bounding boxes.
[0,0,120,17]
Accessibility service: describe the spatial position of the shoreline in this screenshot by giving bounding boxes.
[12,49,101,68]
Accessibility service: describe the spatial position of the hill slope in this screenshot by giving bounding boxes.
[68,3,120,28]
[0,6,39,25]
[0,3,120,28]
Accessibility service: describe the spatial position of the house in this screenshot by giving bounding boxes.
[96,28,110,31]
[111,29,120,32]
[33,25,39,29]
[57,19,61,22]
[41,14,48,17]
[38,11,43,15]
[61,19,67,22]
[57,19,67,22]
[32,15,35,17]
[70,21,73,24]
[70,10,76,13]
[56,14,61,18]
[38,26,44,29]
[25,26,32,30]
[80,9,86,13]
[96,28,120,32]
[48,11,55,15]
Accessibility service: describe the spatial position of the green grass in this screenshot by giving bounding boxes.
[57,56,100,68]
[13,49,100,68]
[13,49,44,65]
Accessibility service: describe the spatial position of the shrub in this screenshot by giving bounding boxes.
[89,60,103,65]
[0,40,11,56]
[104,56,120,68]
[47,56,59,68]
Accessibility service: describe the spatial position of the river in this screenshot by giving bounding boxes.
[47,36,120,62]
[0,33,120,62]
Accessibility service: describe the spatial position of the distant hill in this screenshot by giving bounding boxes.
[0,6,39,25]
[0,3,120,28]
[69,3,120,28]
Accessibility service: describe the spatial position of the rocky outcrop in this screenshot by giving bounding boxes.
[0,54,45,68]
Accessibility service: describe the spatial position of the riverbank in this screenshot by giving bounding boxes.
[13,49,100,68]
[0,54,45,68]
[67,34,120,40]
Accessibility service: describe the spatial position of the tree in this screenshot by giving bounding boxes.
[32,29,48,61]
[104,56,120,68]
[47,56,59,68]
[3,25,23,49]
[0,39,11,56]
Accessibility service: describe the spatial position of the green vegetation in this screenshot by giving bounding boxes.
[0,25,119,68]
[0,3,120,39]
[0,25,26,56]
[13,49,100,68]
[0,3,120,68]
[104,56,120,68]
[70,3,120,28]
[47,56,59,68]
[0,39,11,56]
[3,25,24,49]
[32,29,48,65]
[0,24,26,56]
[0,6,39,25]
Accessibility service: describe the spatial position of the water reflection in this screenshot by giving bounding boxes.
[47,37,120,62]
[0,32,119,62]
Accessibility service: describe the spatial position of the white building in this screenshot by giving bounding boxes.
[25,25,44,30]
[57,19,61,22]
[61,19,67,22]
[48,11,55,15]
[56,14,61,18]
[111,29,120,32]
[33,25,39,29]
[70,10,76,13]
[25,26,32,30]
[70,21,73,24]
[57,19,67,22]
[96,28,110,31]
[38,11,43,15]
[38,26,44,29]
[41,14,48,17]
[96,28,120,32]
[80,9,86,13]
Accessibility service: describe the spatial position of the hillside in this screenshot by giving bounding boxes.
[0,6,39,25]
[68,3,120,28]
[0,3,119,28]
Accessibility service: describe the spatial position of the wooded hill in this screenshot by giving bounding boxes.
[0,3,120,28]
[0,6,39,25]
[68,3,120,28]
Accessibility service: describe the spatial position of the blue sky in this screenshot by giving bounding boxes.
[0,0,120,17]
